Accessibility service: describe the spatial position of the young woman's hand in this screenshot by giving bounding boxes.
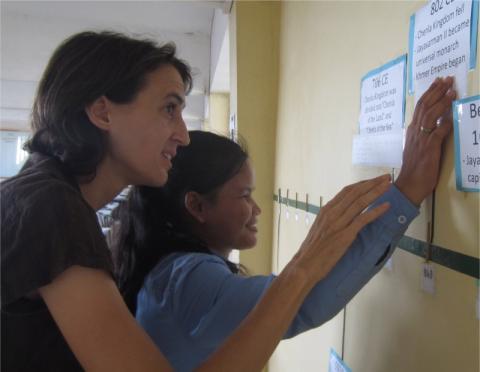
[294,174,391,285]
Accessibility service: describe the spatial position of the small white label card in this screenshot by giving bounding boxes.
[359,55,407,135]
[329,349,352,372]
[408,0,479,102]
[453,95,480,192]
[422,262,436,295]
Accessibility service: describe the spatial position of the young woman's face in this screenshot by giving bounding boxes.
[200,160,262,256]
[106,64,189,187]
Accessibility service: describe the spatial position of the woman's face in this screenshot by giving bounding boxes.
[199,160,262,257]
[105,64,189,187]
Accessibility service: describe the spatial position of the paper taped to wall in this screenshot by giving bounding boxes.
[352,130,404,168]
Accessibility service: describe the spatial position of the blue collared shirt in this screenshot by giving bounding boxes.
[136,185,418,371]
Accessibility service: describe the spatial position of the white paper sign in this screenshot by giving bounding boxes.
[352,130,404,168]
[453,95,480,192]
[353,56,406,168]
[359,55,407,135]
[329,349,351,372]
[409,0,477,102]
[422,262,436,295]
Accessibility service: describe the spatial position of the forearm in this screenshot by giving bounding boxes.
[196,257,314,372]
[284,185,419,337]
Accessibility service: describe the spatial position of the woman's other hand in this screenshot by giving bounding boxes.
[395,77,456,206]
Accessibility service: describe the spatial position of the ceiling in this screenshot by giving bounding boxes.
[0,0,231,132]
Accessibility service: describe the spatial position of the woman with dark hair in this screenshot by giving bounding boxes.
[1,31,193,371]
[116,74,456,371]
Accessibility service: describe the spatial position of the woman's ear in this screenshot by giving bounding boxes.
[184,191,207,223]
[85,96,111,131]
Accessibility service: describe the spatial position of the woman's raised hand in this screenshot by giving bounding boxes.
[395,77,456,206]
[294,174,391,284]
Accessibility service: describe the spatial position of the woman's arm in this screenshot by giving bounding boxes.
[39,266,173,372]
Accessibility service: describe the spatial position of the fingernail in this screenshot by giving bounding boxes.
[434,77,441,83]
[447,89,456,98]
[445,76,454,84]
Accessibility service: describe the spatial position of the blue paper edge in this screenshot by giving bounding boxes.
[470,0,479,69]
[453,94,480,192]
[361,55,407,82]
[329,348,352,372]
[408,13,416,95]
[453,99,463,190]
[359,54,408,131]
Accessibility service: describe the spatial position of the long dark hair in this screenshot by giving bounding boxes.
[25,31,192,179]
[114,131,248,313]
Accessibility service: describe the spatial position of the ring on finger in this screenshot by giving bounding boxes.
[420,125,435,134]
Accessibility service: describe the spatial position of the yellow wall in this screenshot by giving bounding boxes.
[204,93,230,136]
[233,1,280,275]
[267,1,479,372]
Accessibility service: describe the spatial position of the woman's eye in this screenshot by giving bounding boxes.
[165,103,176,115]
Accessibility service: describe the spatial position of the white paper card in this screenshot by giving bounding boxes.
[352,130,404,168]
[422,262,436,294]
[453,95,480,192]
[359,55,406,134]
[329,349,351,372]
[409,0,474,102]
